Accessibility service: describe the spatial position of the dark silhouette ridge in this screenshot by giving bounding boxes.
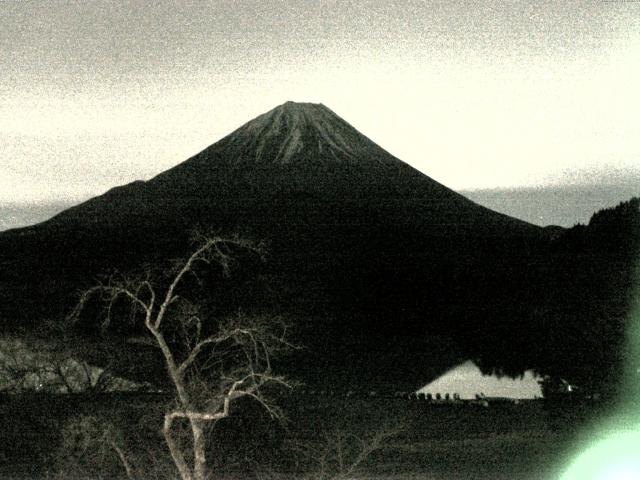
[0,102,637,392]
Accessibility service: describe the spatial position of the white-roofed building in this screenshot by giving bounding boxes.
[418,360,543,400]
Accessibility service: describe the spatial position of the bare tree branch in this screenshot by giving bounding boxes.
[68,234,289,480]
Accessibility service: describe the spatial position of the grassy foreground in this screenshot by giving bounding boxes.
[0,393,596,479]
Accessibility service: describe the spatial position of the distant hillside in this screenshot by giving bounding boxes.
[464,183,640,228]
[0,102,637,393]
[468,197,639,393]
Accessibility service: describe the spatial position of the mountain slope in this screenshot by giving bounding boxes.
[5,102,624,391]
[40,102,538,236]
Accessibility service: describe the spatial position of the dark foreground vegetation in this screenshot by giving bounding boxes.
[0,392,607,480]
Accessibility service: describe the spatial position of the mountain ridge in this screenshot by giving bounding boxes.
[1,101,635,392]
[35,102,540,241]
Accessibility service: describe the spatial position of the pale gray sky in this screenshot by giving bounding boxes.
[2,0,640,203]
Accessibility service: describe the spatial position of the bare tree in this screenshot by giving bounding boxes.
[0,337,118,394]
[0,339,42,393]
[57,415,136,480]
[285,423,405,480]
[68,234,293,480]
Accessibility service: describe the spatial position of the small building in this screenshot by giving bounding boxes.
[417,360,542,400]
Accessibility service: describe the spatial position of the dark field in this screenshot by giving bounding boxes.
[0,393,602,480]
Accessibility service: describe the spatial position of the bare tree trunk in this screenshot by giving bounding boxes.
[164,414,194,480]
[191,419,208,480]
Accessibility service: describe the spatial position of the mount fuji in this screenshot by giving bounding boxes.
[0,102,635,391]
